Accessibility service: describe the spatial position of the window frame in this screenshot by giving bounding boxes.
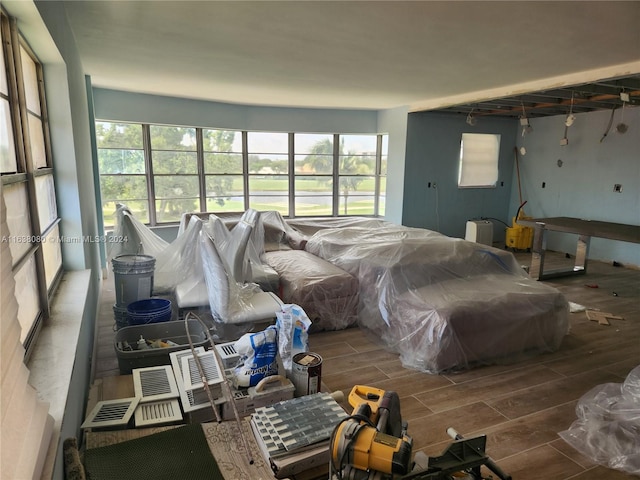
[97,122,388,226]
[1,10,63,359]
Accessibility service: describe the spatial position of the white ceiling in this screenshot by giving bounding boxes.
[61,1,640,111]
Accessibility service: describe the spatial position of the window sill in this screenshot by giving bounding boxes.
[27,269,92,480]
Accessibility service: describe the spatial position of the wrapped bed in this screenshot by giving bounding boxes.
[263,249,359,331]
[302,219,569,373]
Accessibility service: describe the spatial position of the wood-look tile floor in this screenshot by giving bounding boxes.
[92,250,640,479]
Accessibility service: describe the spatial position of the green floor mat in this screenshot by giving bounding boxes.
[84,424,224,480]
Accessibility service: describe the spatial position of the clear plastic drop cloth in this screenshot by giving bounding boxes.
[200,230,282,335]
[154,215,204,293]
[304,219,569,373]
[107,204,168,261]
[263,249,359,331]
[559,365,640,475]
[206,210,285,291]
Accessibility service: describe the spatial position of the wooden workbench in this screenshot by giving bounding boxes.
[518,217,640,280]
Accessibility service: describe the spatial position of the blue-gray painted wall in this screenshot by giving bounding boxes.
[403,108,639,267]
[377,106,409,224]
[403,112,518,241]
[512,106,640,267]
[93,88,378,133]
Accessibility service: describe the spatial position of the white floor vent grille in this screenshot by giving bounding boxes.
[134,399,183,427]
[81,397,139,429]
[133,365,179,403]
[216,341,240,368]
[181,351,224,392]
[170,347,205,383]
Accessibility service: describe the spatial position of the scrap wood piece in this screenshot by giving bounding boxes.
[586,310,625,326]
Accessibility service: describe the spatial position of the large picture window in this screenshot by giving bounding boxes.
[1,11,62,355]
[97,123,388,226]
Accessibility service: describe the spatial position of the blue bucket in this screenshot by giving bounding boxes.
[127,298,172,325]
[113,304,130,330]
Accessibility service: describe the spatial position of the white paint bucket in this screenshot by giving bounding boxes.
[112,254,155,307]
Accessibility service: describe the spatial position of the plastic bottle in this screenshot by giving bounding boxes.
[137,335,149,350]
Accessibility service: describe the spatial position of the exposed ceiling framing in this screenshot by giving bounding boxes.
[433,74,640,119]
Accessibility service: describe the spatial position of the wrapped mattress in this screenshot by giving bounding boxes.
[263,250,358,331]
[305,220,570,373]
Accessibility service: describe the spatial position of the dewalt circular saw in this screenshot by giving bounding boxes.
[330,385,413,480]
[330,385,512,480]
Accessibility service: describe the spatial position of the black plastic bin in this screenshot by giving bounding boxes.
[114,319,210,374]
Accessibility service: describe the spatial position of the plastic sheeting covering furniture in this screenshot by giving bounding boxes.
[559,365,640,475]
[301,218,570,373]
[199,229,283,325]
[263,250,359,331]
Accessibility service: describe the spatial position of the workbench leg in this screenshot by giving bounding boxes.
[528,226,546,280]
[574,234,591,273]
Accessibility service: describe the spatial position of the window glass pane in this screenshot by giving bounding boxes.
[28,113,46,169]
[248,175,289,195]
[381,135,388,155]
[3,182,32,265]
[35,174,57,233]
[206,197,244,212]
[97,122,146,227]
[378,196,386,217]
[338,195,375,216]
[379,177,387,217]
[381,134,388,175]
[1,99,18,173]
[295,176,333,196]
[338,175,375,199]
[204,152,243,174]
[150,125,196,151]
[14,254,40,343]
[100,175,148,226]
[152,151,197,174]
[295,134,332,154]
[249,196,289,216]
[247,132,288,153]
[295,154,333,174]
[249,174,289,216]
[248,154,288,174]
[295,134,333,174]
[339,154,376,175]
[294,195,333,216]
[42,224,62,290]
[203,129,241,152]
[339,135,377,175]
[206,173,244,212]
[341,134,377,154]
[458,133,500,187]
[154,175,199,223]
[154,175,199,199]
[98,148,145,174]
[96,122,143,149]
[0,41,7,95]
[206,175,243,198]
[20,45,40,115]
[155,199,198,223]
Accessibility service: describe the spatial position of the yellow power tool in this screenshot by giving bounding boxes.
[330,385,413,479]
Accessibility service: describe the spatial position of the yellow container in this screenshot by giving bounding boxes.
[505,216,533,250]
